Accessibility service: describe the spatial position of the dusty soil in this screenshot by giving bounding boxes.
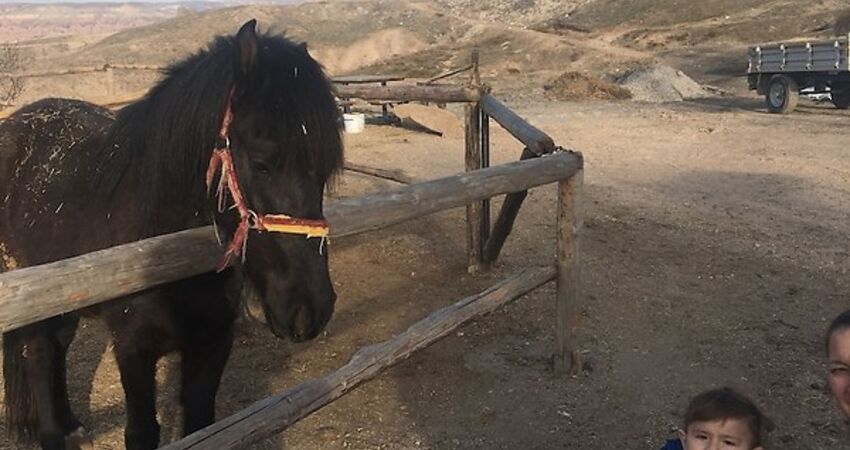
[2,1,850,449]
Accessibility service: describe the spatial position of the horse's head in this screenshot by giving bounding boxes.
[214,20,343,342]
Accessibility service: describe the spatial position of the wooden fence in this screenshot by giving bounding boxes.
[0,52,584,449]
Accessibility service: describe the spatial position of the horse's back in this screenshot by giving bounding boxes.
[0,98,112,180]
[0,98,115,267]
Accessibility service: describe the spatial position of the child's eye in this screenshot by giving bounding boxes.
[831,367,848,374]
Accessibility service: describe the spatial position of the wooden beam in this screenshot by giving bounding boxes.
[344,162,414,184]
[0,228,222,332]
[554,170,583,375]
[480,108,491,264]
[335,84,480,103]
[471,50,481,86]
[465,101,483,272]
[420,64,473,85]
[482,147,537,264]
[159,266,557,450]
[328,151,582,238]
[0,151,582,332]
[479,94,555,155]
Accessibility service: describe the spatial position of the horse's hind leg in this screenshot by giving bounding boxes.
[3,316,81,450]
[53,318,83,431]
[179,319,234,434]
[54,319,93,449]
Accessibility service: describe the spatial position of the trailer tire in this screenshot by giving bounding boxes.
[831,89,850,109]
[765,75,799,114]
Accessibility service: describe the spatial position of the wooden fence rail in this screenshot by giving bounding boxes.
[160,266,557,450]
[479,93,555,155]
[0,151,582,333]
[335,84,481,103]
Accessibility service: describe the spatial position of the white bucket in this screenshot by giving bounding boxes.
[342,113,365,134]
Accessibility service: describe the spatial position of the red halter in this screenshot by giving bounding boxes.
[206,89,330,270]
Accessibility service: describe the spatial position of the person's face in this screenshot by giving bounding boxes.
[679,418,761,450]
[828,328,850,418]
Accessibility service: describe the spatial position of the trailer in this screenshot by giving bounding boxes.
[747,35,850,113]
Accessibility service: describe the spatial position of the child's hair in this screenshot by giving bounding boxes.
[825,309,850,354]
[683,387,767,447]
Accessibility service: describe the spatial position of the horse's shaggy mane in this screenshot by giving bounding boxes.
[98,30,343,233]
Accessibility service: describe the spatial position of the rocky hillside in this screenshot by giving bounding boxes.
[35,1,463,75]
[8,0,850,106]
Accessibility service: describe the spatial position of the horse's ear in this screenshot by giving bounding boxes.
[235,19,259,76]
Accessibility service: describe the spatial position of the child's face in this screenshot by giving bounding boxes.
[828,328,850,417]
[678,418,762,450]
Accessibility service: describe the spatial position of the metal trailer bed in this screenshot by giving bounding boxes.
[747,34,850,113]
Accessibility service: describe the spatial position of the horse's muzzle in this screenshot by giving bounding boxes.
[270,294,335,343]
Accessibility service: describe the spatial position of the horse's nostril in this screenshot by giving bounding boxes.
[292,303,311,339]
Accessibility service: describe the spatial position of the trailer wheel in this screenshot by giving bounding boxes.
[766,75,799,114]
[831,89,850,109]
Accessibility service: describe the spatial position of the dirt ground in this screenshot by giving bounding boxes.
[2,93,850,449]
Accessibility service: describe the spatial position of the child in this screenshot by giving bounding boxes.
[825,309,850,418]
[661,387,767,450]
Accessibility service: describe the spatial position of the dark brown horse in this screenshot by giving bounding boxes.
[0,20,343,450]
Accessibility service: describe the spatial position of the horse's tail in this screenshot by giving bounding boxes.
[3,329,37,440]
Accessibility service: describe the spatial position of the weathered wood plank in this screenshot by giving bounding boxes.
[465,101,483,272]
[332,75,405,84]
[335,84,480,103]
[480,108,491,261]
[0,228,223,332]
[479,94,555,155]
[328,151,582,238]
[344,162,414,184]
[159,266,557,450]
[0,151,581,332]
[554,170,583,375]
[420,64,473,85]
[482,147,537,264]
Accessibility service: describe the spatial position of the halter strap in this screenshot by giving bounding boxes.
[206,88,330,271]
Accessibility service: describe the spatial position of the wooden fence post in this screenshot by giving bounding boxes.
[480,105,490,262]
[554,168,583,375]
[465,101,482,272]
[465,49,484,272]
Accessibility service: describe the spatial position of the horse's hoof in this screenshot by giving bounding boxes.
[65,427,94,450]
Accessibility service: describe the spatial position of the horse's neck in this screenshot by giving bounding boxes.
[110,96,217,237]
[111,162,212,238]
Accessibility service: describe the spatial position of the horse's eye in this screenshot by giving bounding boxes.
[252,160,272,175]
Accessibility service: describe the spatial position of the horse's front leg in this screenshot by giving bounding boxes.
[113,343,160,450]
[179,318,234,434]
[105,292,179,450]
